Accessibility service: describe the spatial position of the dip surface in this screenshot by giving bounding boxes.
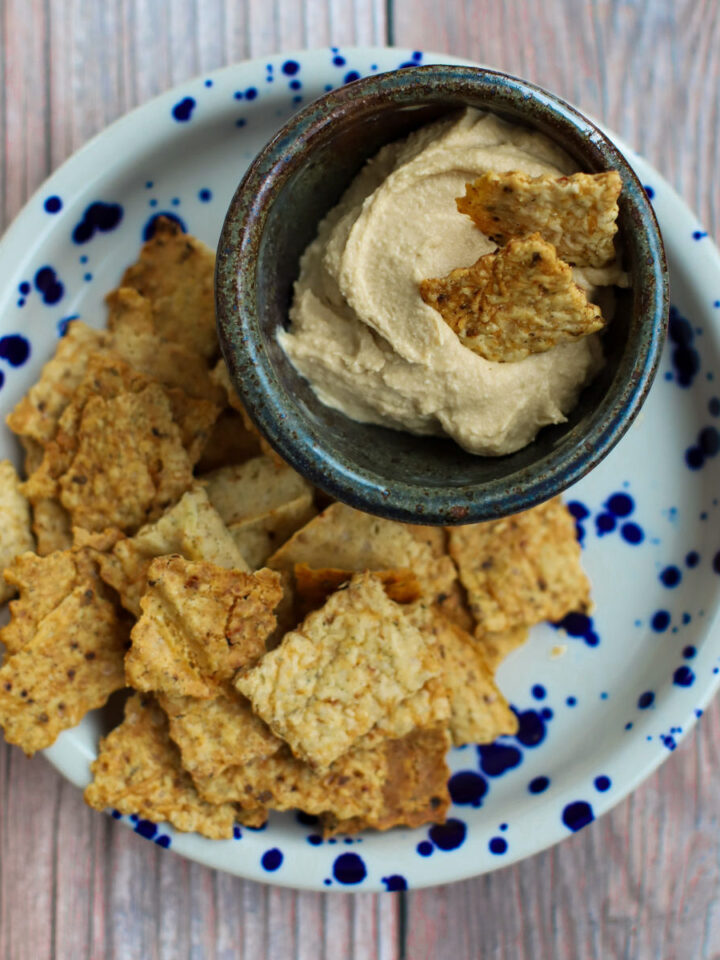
[280,109,619,456]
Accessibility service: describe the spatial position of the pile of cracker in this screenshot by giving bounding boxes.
[421,170,623,362]
[0,219,591,839]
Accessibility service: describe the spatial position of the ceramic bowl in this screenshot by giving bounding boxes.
[216,64,668,524]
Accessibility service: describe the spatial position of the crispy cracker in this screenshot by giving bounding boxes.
[0,575,128,754]
[480,625,530,670]
[293,563,421,620]
[236,572,440,769]
[84,693,238,838]
[408,525,475,632]
[230,497,317,570]
[195,408,263,473]
[31,499,73,555]
[20,436,44,475]
[121,217,218,360]
[211,359,285,464]
[97,486,248,616]
[126,557,281,698]
[421,233,605,362]
[457,170,622,268]
[195,739,390,821]
[361,676,450,749]
[0,461,34,603]
[322,727,451,836]
[159,683,281,779]
[448,497,591,633]
[413,608,518,746]
[201,456,313,527]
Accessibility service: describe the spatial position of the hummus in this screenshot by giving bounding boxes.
[280,109,621,456]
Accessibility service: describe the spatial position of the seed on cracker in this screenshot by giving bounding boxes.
[457,170,622,267]
[448,497,591,634]
[126,556,281,698]
[421,234,605,363]
[0,567,128,754]
[235,572,441,769]
[121,217,218,360]
[0,461,34,603]
[322,727,451,836]
[96,486,248,616]
[84,693,239,839]
[293,563,421,620]
[159,683,282,780]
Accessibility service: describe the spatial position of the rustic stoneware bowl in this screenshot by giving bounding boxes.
[216,64,668,524]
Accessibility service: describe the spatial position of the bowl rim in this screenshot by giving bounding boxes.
[215,63,669,525]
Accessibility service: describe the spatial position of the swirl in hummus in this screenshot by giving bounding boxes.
[279,108,623,456]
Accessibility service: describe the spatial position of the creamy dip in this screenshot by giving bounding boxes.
[280,108,622,456]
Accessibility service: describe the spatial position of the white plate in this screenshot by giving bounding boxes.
[2,47,720,893]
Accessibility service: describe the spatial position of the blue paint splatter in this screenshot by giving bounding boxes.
[307,834,322,845]
[541,707,553,720]
[333,55,346,66]
[566,696,577,707]
[555,612,599,647]
[668,305,700,388]
[661,734,677,750]
[245,87,258,100]
[606,492,633,516]
[416,841,433,856]
[567,500,589,543]
[514,707,547,747]
[282,60,300,75]
[44,195,62,213]
[595,512,616,535]
[344,71,361,84]
[683,644,696,658]
[528,776,550,794]
[621,522,644,544]
[651,610,670,632]
[638,691,655,709]
[34,266,64,304]
[155,835,171,848]
[143,212,186,241]
[261,848,283,871]
[673,665,695,687]
[693,230,708,240]
[448,771,487,806]
[134,819,157,840]
[204,79,213,87]
[290,79,301,90]
[562,800,594,832]
[233,826,242,839]
[111,809,122,819]
[488,836,507,854]
[236,118,246,128]
[594,775,611,792]
[18,281,30,295]
[198,188,212,202]
[644,184,655,198]
[429,819,466,851]
[660,566,681,588]
[382,875,407,891]
[295,811,318,826]
[477,742,522,776]
[531,684,546,700]
[0,335,30,366]
[333,852,366,883]
[686,551,700,568]
[72,201,123,244]
[172,97,196,122]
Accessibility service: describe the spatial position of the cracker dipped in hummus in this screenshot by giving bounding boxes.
[279,108,625,456]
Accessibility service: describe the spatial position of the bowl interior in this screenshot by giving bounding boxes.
[218,69,666,522]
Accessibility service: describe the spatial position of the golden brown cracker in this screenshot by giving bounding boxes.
[457,170,622,267]
[421,234,605,363]
[322,727,451,836]
[229,497,317,570]
[159,683,281,779]
[293,563,421,620]
[31,499,73,555]
[97,486,248,616]
[448,497,591,633]
[211,359,285,465]
[194,408,263,473]
[126,557,282,698]
[201,456,313,527]
[0,579,128,754]
[121,217,218,360]
[360,676,450,748]
[480,625,530,670]
[235,572,441,769]
[84,693,237,839]
[0,461,34,603]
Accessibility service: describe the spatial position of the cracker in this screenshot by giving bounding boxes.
[235,572,441,769]
[20,436,44,475]
[361,676,450,748]
[211,359,285,465]
[322,727,451,836]
[414,608,518,746]
[0,461,34,603]
[480,625,530,670]
[230,498,317,570]
[0,576,128,754]
[421,234,605,363]
[32,499,73,555]
[293,563,421,620]
[457,170,622,267]
[195,739,390,821]
[121,217,218,360]
[201,456,313,527]
[448,497,591,633]
[159,683,281,779]
[126,557,282,698]
[194,409,262,473]
[84,693,238,839]
[408,525,475,631]
[97,486,249,616]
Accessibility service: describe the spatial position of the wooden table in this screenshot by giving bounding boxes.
[1,2,719,958]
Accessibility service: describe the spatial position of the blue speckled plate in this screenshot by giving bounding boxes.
[1,47,719,893]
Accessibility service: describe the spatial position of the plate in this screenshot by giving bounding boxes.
[1,46,720,893]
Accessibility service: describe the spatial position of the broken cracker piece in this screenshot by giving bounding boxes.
[229,498,317,570]
[293,563,421,620]
[0,576,128,754]
[126,557,282,698]
[322,727,451,836]
[211,359,285,465]
[201,456,313,528]
[84,693,237,839]
[97,486,248,617]
[121,217,218,360]
[195,408,263,473]
[236,572,441,769]
[457,170,622,268]
[448,497,591,634]
[421,233,604,362]
[0,461,34,603]
[480,625,530,670]
[159,682,281,780]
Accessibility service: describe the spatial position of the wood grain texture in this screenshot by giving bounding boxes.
[1,1,719,959]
